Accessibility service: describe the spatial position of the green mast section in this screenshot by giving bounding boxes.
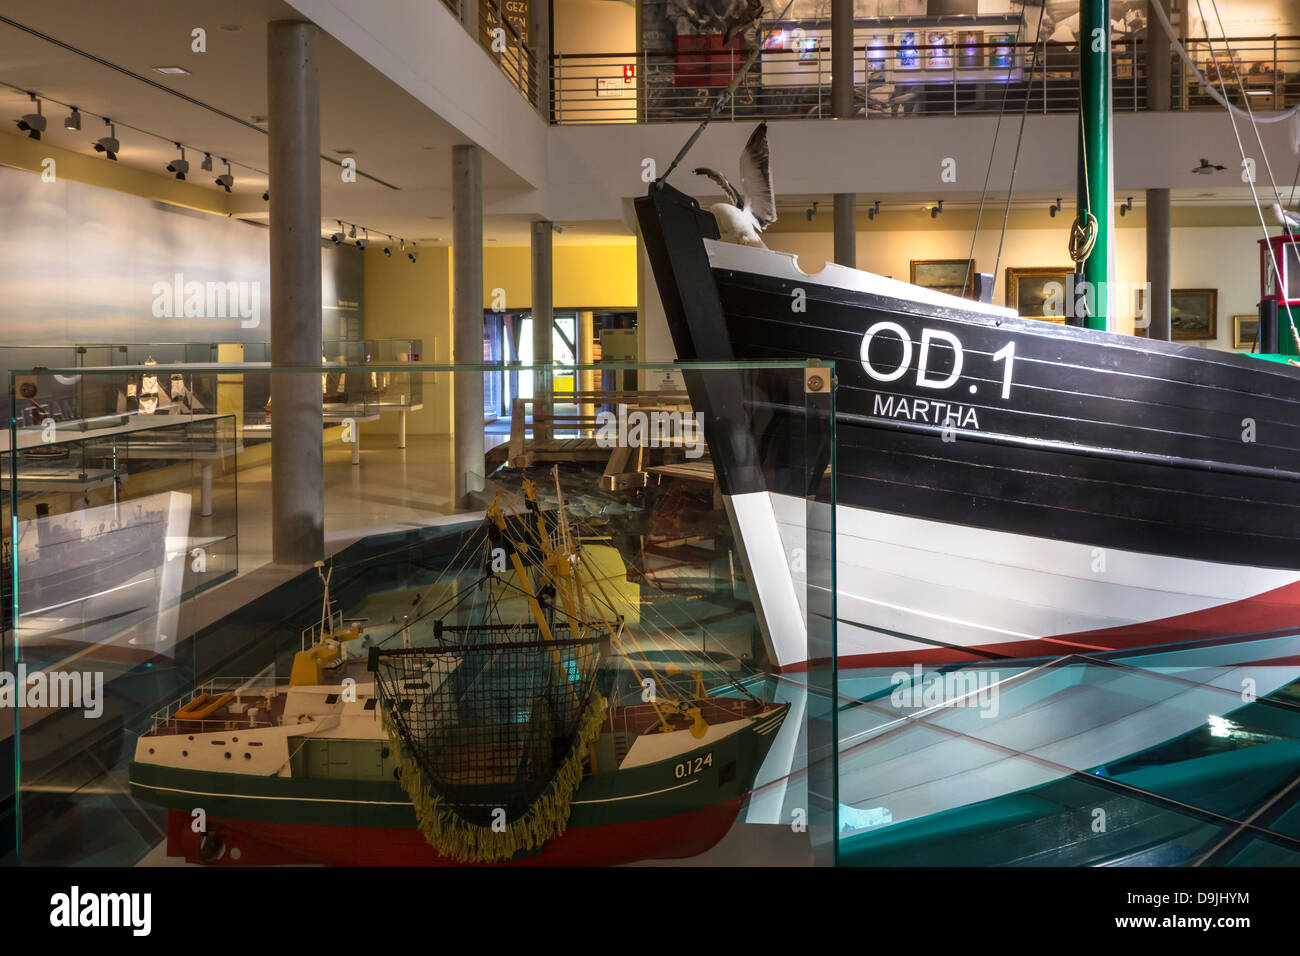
[1077,0,1113,331]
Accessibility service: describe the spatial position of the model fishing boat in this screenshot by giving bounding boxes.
[129,475,787,865]
[636,4,1300,671]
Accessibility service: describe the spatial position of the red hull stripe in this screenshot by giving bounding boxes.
[778,578,1300,672]
[167,797,748,866]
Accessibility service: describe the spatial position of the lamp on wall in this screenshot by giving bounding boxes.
[1049,197,1062,218]
[93,119,119,160]
[1119,196,1134,217]
[167,143,189,180]
[867,200,881,221]
[215,159,234,191]
[16,93,46,140]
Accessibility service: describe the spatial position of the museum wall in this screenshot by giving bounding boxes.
[554,0,636,53]
[0,140,360,349]
[360,241,637,436]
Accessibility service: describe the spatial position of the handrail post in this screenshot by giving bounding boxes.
[1274,34,1280,106]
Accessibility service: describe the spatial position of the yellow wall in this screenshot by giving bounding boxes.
[0,129,233,216]
[481,244,637,310]
[363,245,454,435]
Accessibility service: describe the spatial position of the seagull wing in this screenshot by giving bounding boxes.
[738,122,777,227]
[693,167,741,207]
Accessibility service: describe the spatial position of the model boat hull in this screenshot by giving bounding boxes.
[130,703,787,866]
[636,184,1300,669]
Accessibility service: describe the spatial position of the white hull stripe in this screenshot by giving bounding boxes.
[727,491,1300,668]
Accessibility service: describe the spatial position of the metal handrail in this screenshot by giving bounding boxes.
[550,33,1300,124]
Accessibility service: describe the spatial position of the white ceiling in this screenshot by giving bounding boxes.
[0,0,583,245]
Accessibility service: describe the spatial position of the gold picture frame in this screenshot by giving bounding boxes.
[1170,288,1218,340]
[1233,313,1259,349]
[1005,266,1073,321]
[911,258,976,297]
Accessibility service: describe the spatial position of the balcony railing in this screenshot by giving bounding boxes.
[551,34,1300,125]
[477,0,539,107]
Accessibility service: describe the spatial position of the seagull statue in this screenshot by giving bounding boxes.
[693,122,777,248]
[1272,202,1300,233]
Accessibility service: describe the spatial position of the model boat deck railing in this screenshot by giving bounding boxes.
[551,34,1300,124]
[144,677,281,737]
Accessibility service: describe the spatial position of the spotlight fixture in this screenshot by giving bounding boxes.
[867,200,881,221]
[1192,158,1225,174]
[93,120,119,160]
[166,144,189,181]
[63,106,81,131]
[930,200,944,219]
[1119,196,1134,217]
[552,223,564,234]
[348,224,357,240]
[16,94,46,140]
[200,152,213,172]
[408,242,418,263]
[262,191,269,201]
[330,220,345,244]
[215,159,233,192]
[805,201,819,222]
[1049,197,1062,218]
[355,228,369,249]
[383,235,394,257]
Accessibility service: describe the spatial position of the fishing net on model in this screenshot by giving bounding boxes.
[369,499,615,862]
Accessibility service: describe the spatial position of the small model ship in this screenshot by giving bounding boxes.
[130,472,786,865]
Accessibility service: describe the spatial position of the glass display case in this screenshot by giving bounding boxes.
[3,361,835,867]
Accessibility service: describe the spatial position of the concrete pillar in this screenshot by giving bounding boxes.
[1147,0,1172,111]
[532,220,554,443]
[833,194,856,269]
[267,20,323,566]
[1146,188,1172,340]
[832,0,856,268]
[453,144,485,503]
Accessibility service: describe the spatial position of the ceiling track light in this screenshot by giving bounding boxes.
[215,159,233,192]
[930,200,944,219]
[408,241,418,263]
[16,93,46,141]
[63,106,81,131]
[330,220,344,244]
[200,152,213,171]
[167,143,189,180]
[355,228,369,249]
[383,235,394,257]
[805,201,819,222]
[1049,197,1062,218]
[1119,196,1134,217]
[93,119,119,160]
[867,200,881,221]
[348,224,357,239]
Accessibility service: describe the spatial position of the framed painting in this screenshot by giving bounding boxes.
[926,30,953,70]
[1005,266,1073,321]
[896,30,920,70]
[911,258,975,296]
[1233,313,1259,349]
[1170,288,1218,340]
[958,30,983,69]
